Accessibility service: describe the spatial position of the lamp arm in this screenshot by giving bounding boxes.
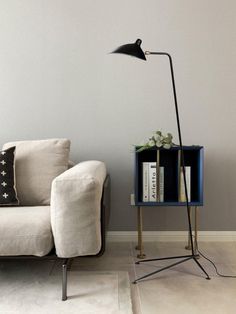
[146,51,194,255]
[146,52,183,147]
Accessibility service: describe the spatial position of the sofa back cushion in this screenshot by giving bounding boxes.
[3,139,70,205]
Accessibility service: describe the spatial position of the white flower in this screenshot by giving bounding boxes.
[137,130,173,152]
[167,133,173,139]
[164,137,171,144]
[153,134,161,141]
[148,139,156,147]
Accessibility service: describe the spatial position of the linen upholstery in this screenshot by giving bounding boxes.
[3,139,70,205]
[0,206,53,256]
[51,160,107,258]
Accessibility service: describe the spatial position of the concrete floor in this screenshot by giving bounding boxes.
[75,241,236,314]
[1,241,235,313]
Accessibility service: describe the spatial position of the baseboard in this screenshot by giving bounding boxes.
[107,231,236,242]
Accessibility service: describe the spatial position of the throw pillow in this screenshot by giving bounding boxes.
[0,146,19,205]
[3,139,70,205]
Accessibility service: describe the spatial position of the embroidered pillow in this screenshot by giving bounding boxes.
[0,146,19,205]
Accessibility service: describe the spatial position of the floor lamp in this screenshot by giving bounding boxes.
[111,39,210,283]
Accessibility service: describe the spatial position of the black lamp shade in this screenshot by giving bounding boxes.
[112,39,146,60]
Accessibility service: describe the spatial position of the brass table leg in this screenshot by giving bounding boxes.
[194,206,200,257]
[185,206,192,250]
[185,206,199,256]
[136,206,146,259]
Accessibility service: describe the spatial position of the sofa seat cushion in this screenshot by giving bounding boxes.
[3,139,70,205]
[0,206,53,257]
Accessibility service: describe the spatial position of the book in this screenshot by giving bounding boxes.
[142,162,149,202]
[179,166,191,202]
[142,162,164,202]
[149,163,157,201]
[159,167,164,202]
[148,163,164,202]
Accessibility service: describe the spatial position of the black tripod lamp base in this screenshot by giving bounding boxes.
[133,254,211,284]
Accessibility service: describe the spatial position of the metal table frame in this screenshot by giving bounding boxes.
[136,205,199,259]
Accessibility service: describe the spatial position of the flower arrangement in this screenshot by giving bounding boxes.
[136,131,173,152]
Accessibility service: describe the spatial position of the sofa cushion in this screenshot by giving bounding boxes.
[0,206,53,256]
[0,146,19,206]
[3,139,70,205]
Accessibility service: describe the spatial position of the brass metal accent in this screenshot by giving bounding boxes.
[137,206,146,259]
[178,150,181,201]
[185,206,199,256]
[185,206,192,250]
[194,206,200,258]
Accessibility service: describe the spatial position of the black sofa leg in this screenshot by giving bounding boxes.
[62,258,69,301]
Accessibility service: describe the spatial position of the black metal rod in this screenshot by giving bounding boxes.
[136,254,196,264]
[133,257,192,283]
[148,51,194,256]
[62,258,69,301]
[193,257,211,280]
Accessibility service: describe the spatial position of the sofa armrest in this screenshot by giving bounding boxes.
[50,160,107,258]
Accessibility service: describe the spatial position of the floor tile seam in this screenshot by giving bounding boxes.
[130,241,144,314]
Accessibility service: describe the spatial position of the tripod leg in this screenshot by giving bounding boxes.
[193,257,211,280]
[133,257,192,284]
[136,254,194,264]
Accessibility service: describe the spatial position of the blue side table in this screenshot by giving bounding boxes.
[133,146,204,258]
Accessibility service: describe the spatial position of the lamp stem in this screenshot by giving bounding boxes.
[148,52,194,256]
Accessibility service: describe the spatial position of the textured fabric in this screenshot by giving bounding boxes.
[0,147,19,205]
[3,139,70,205]
[51,160,107,258]
[0,206,53,256]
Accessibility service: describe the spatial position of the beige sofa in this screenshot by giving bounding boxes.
[0,139,110,300]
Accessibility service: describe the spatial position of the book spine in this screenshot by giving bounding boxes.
[142,162,149,202]
[159,167,164,202]
[179,167,191,202]
[149,162,157,201]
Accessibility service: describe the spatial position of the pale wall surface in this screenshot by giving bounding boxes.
[0,0,235,230]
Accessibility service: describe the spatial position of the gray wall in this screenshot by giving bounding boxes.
[0,0,236,231]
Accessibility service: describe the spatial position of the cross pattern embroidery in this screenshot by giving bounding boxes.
[2,193,8,199]
[1,182,7,187]
[1,171,6,176]
[0,160,6,165]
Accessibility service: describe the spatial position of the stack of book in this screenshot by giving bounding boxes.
[142,163,191,203]
[142,162,164,202]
